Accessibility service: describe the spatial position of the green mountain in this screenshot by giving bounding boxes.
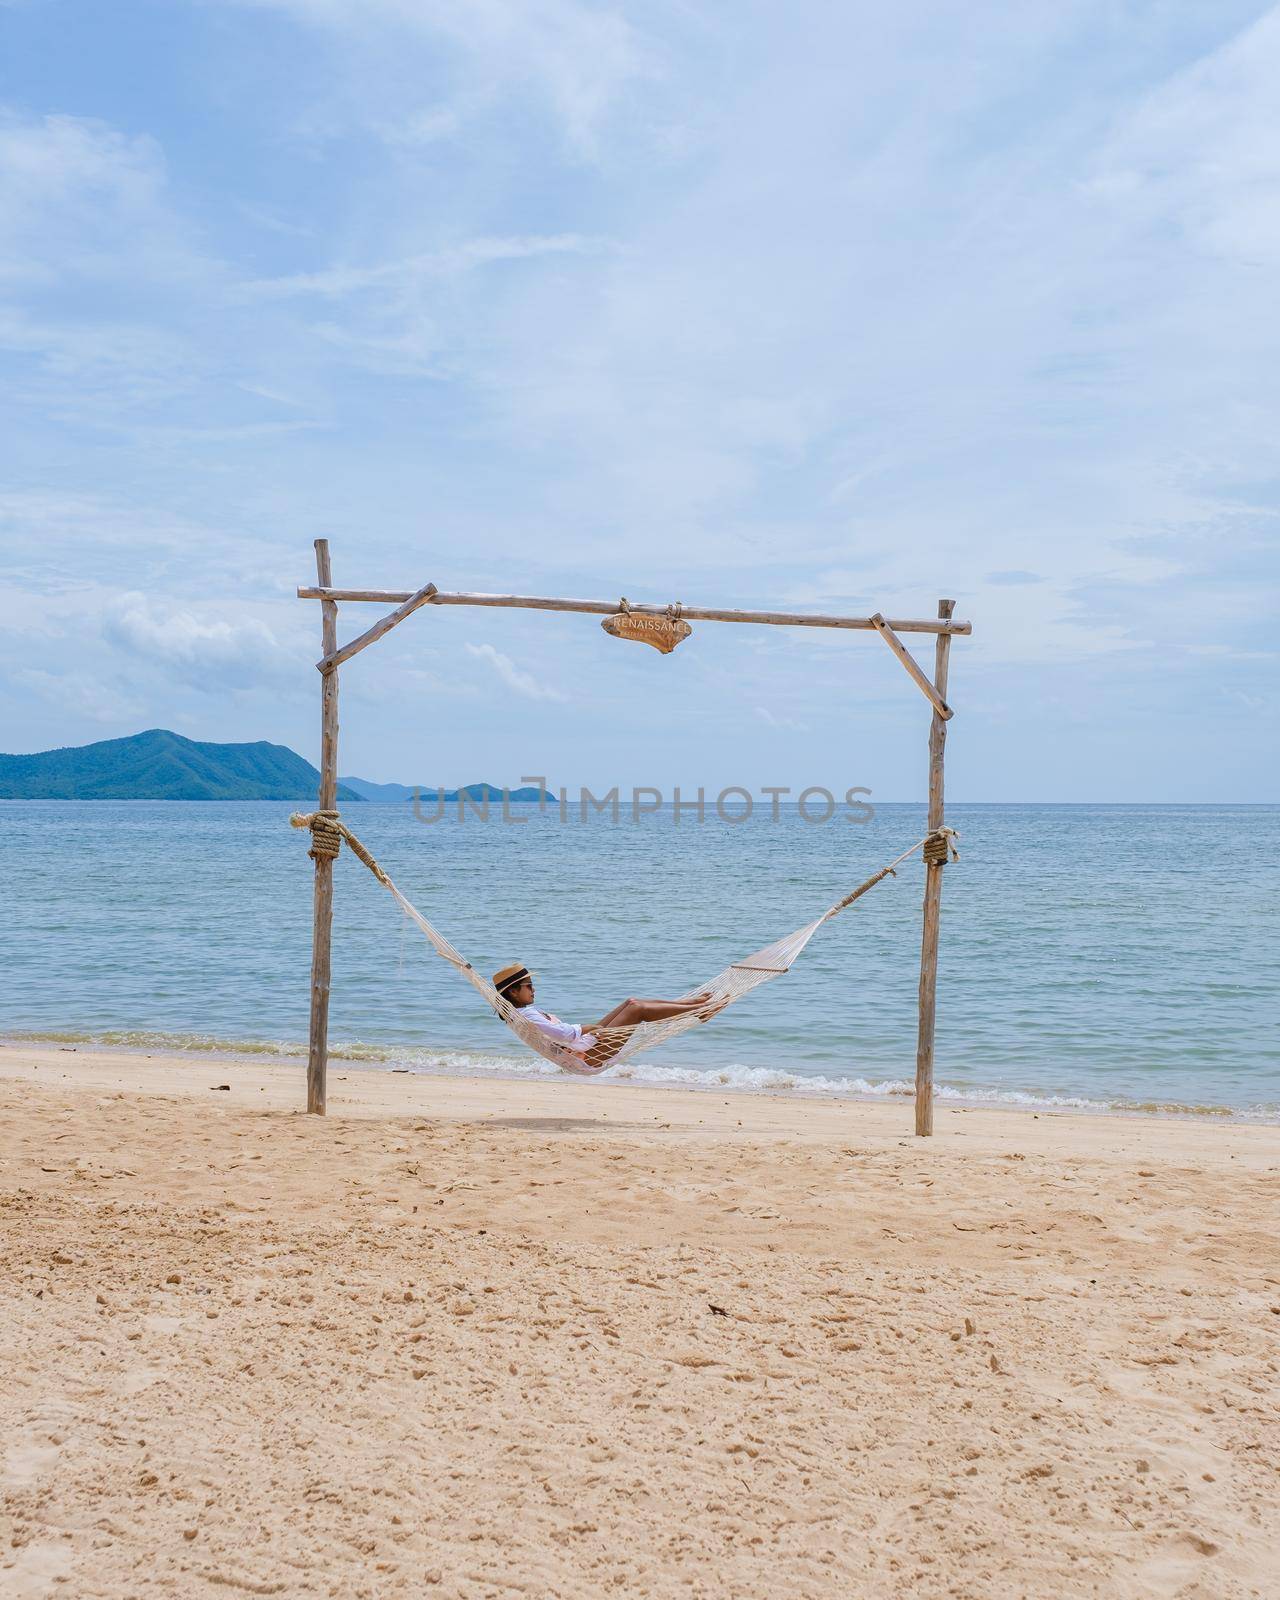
[0,729,364,801]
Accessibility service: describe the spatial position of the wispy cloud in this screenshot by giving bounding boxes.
[464,643,567,702]
[0,110,211,291]
[13,666,146,726]
[985,571,1043,587]
[0,110,234,434]
[1085,8,1280,267]
[241,234,607,300]
[755,706,809,733]
[2,6,1279,794]
[216,0,656,154]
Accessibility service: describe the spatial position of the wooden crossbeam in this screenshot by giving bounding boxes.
[316,583,439,673]
[297,585,971,637]
[869,613,953,720]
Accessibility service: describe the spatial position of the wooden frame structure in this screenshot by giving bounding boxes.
[297,540,971,1135]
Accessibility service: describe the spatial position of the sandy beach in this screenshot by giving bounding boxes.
[2,1043,1277,1599]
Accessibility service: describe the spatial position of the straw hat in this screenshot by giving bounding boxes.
[492,962,533,994]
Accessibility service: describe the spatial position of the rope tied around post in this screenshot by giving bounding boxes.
[922,826,960,867]
[299,808,341,861]
[290,810,390,885]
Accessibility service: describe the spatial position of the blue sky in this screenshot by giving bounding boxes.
[1,0,1277,799]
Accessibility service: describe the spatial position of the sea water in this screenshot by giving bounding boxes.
[2,800,1276,1119]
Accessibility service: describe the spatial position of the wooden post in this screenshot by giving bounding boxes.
[914,598,955,1137]
[307,539,339,1115]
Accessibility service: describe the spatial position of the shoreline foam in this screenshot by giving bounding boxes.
[3,1027,1271,1123]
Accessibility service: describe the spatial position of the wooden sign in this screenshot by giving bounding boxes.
[601,609,692,654]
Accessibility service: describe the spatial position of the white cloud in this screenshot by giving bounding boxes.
[2,7,1279,794]
[379,104,465,147]
[1086,9,1280,266]
[755,706,809,733]
[0,574,321,751]
[0,111,232,431]
[0,307,192,399]
[218,0,655,153]
[463,642,567,702]
[0,492,300,596]
[12,666,146,726]
[0,111,196,289]
[241,234,606,300]
[103,593,303,688]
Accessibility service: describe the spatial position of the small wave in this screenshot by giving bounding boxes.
[503,1056,1117,1113]
[5,1027,1272,1122]
[9,1027,310,1058]
[5,1028,416,1064]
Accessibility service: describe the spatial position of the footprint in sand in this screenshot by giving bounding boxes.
[1,1538,74,1597]
[3,1399,78,1488]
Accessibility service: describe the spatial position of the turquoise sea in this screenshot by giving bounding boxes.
[2,800,1277,1119]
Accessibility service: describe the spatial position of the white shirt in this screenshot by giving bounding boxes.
[513,1005,597,1054]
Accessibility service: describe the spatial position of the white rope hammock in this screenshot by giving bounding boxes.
[290,813,957,1076]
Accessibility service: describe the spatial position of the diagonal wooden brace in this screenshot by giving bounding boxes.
[317,582,438,673]
[869,613,953,720]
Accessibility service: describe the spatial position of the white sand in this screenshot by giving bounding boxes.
[2,1042,1277,1599]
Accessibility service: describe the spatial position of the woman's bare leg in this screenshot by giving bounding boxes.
[588,993,715,1030]
[575,993,726,1072]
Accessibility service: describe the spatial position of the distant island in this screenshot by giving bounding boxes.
[342,777,553,804]
[0,729,551,803]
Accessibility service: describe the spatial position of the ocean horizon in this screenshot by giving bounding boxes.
[4,799,1277,1121]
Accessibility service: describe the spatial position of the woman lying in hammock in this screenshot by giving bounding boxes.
[492,962,724,1072]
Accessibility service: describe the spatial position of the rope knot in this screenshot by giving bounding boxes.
[923,826,960,867]
[290,808,342,862]
[289,809,390,885]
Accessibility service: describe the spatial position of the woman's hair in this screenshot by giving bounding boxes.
[495,976,529,1016]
